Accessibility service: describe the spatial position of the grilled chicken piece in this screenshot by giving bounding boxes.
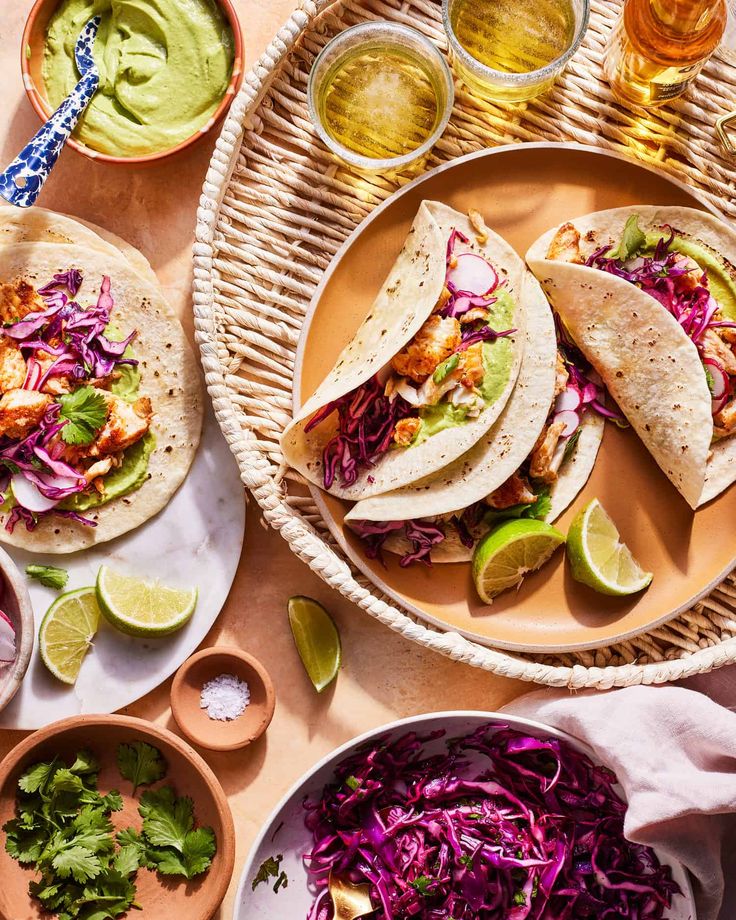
[393,417,422,447]
[554,352,569,399]
[34,352,73,396]
[529,417,567,483]
[702,328,736,376]
[0,281,46,325]
[459,307,489,325]
[486,472,537,509]
[459,343,484,389]
[547,223,584,263]
[714,399,736,439]
[392,315,461,383]
[89,392,152,458]
[468,209,489,246]
[433,286,453,314]
[83,457,114,484]
[0,339,27,392]
[0,389,52,439]
[715,320,736,346]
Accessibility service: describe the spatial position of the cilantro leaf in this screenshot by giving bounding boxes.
[116,742,165,795]
[411,875,435,896]
[52,845,102,883]
[113,844,142,878]
[252,854,284,892]
[69,750,98,777]
[57,387,108,446]
[25,563,69,591]
[561,428,582,465]
[433,352,460,384]
[609,214,647,262]
[138,787,193,852]
[18,759,58,794]
[116,827,154,870]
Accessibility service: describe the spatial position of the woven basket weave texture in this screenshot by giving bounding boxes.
[194,0,736,688]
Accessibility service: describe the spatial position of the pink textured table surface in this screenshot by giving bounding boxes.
[0,2,526,916]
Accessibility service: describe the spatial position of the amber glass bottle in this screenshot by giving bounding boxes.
[605,0,727,107]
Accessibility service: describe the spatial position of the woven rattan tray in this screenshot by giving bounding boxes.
[194,0,736,688]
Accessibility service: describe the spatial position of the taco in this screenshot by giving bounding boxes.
[526,206,736,508]
[345,273,605,564]
[0,241,202,552]
[280,201,527,499]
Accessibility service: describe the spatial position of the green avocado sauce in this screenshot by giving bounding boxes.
[644,231,736,319]
[414,289,516,444]
[43,0,234,157]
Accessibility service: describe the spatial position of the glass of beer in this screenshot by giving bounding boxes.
[442,0,590,103]
[308,22,454,172]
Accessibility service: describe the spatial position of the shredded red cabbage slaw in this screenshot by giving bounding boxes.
[303,725,681,920]
[0,271,138,531]
[305,230,514,490]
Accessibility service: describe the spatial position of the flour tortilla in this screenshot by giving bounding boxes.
[345,273,604,562]
[527,205,736,508]
[0,242,203,552]
[281,201,526,499]
[0,206,158,288]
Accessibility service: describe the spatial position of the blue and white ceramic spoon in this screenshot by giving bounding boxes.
[0,16,101,209]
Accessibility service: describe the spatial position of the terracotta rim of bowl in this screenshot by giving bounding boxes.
[171,645,276,751]
[0,713,236,916]
[0,546,34,714]
[20,0,245,165]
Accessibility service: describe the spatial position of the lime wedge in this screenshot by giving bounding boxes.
[39,587,100,685]
[287,596,341,692]
[567,498,653,596]
[96,566,197,637]
[472,518,566,604]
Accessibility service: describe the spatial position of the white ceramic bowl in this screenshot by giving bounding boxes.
[0,546,33,714]
[235,711,695,920]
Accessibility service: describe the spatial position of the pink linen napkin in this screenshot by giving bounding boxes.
[503,685,736,920]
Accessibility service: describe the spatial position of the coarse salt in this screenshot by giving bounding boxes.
[200,673,251,721]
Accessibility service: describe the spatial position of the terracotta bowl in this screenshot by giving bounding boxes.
[21,0,244,165]
[171,646,276,752]
[0,714,235,920]
[0,546,34,715]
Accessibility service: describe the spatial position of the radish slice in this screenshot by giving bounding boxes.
[581,382,599,405]
[555,409,581,437]
[11,475,59,513]
[555,386,582,413]
[704,358,729,400]
[452,295,472,315]
[447,253,497,296]
[0,610,15,664]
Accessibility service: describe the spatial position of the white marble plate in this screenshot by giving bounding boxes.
[0,409,245,730]
[235,712,696,920]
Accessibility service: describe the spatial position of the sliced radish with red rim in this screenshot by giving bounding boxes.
[555,409,581,438]
[446,253,498,297]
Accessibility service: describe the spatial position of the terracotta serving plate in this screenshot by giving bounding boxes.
[0,714,235,920]
[296,143,736,653]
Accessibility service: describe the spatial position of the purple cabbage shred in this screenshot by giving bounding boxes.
[303,725,681,920]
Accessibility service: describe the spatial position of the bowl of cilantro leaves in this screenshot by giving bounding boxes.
[0,713,235,920]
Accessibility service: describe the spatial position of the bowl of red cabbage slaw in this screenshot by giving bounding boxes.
[235,712,694,920]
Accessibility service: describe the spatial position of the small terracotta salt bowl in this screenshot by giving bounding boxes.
[171,646,276,752]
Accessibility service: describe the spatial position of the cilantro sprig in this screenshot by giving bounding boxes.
[57,387,108,446]
[3,743,217,918]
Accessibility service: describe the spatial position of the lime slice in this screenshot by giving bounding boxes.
[96,566,197,637]
[472,518,566,604]
[39,587,100,685]
[567,498,653,596]
[287,596,341,692]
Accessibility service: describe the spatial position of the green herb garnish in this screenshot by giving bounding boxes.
[58,387,108,445]
[561,427,582,465]
[411,875,434,896]
[345,775,361,791]
[433,353,460,384]
[252,854,289,893]
[3,744,217,917]
[609,214,647,262]
[513,890,527,906]
[483,487,552,526]
[116,742,166,795]
[25,564,69,591]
